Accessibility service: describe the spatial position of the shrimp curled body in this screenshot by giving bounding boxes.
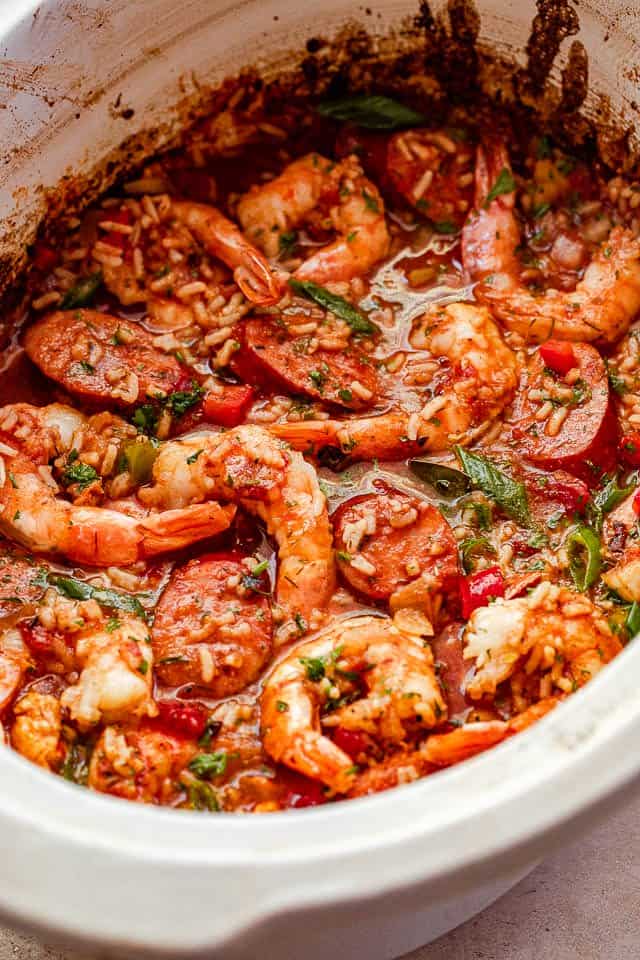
[271,301,518,461]
[260,614,446,793]
[237,153,390,283]
[462,138,640,343]
[138,424,335,637]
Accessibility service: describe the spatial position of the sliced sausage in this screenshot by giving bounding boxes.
[332,484,458,601]
[235,317,379,410]
[430,622,472,720]
[152,552,273,696]
[510,342,616,485]
[23,309,186,407]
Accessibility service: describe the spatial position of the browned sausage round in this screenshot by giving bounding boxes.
[235,317,379,410]
[152,552,273,696]
[510,342,616,485]
[332,484,458,601]
[23,310,187,407]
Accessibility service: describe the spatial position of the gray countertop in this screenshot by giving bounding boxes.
[3,790,639,960]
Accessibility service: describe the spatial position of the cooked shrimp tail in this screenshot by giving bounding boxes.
[0,450,236,566]
[172,201,284,305]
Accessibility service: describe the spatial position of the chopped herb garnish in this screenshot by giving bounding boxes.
[454,446,530,526]
[48,574,146,618]
[317,94,425,130]
[60,271,103,309]
[289,278,379,336]
[62,459,99,491]
[484,168,516,207]
[300,655,325,681]
[188,751,228,779]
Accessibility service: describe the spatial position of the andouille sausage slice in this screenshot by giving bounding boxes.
[24,310,187,407]
[235,317,379,410]
[510,342,616,485]
[152,552,273,696]
[332,485,458,601]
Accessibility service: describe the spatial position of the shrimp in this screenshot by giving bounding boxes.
[462,137,640,343]
[0,403,86,466]
[171,201,283,305]
[88,726,196,803]
[260,614,446,793]
[421,698,560,768]
[96,196,281,336]
[463,582,621,700]
[606,321,640,434]
[0,628,31,712]
[138,425,334,637]
[271,301,518,461]
[61,614,156,730]
[348,698,559,796]
[0,448,236,567]
[0,402,136,501]
[237,153,390,282]
[11,693,62,770]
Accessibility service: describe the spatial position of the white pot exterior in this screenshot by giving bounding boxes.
[1,2,640,957]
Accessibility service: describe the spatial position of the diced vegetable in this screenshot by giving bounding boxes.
[459,566,505,619]
[32,243,58,272]
[121,437,159,484]
[539,340,576,376]
[567,526,601,591]
[317,94,425,130]
[626,601,640,638]
[620,434,640,468]
[332,727,368,759]
[59,271,103,309]
[202,384,254,427]
[155,700,209,739]
[544,476,589,515]
[188,751,228,779]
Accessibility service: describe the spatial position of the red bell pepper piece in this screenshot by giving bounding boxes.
[620,434,640,468]
[460,566,505,619]
[281,770,327,808]
[332,726,368,759]
[633,489,640,516]
[102,207,132,251]
[539,340,576,376]
[155,700,209,739]
[32,243,58,273]
[202,384,254,427]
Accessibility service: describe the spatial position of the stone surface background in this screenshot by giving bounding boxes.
[1,791,638,959]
